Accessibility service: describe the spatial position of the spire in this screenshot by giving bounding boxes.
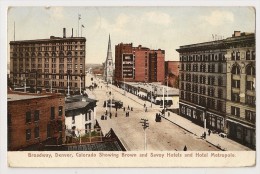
[107,33,112,59]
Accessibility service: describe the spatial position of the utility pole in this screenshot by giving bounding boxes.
[162,86,165,116]
[140,118,149,151]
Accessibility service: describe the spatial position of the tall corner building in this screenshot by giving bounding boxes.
[9,28,86,93]
[114,43,165,83]
[177,31,255,148]
[104,34,114,83]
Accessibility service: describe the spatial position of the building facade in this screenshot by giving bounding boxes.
[115,43,165,84]
[104,34,114,83]
[225,31,255,148]
[7,91,65,151]
[65,95,97,136]
[10,28,86,94]
[177,31,255,148]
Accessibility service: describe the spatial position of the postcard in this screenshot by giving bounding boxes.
[6,5,256,168]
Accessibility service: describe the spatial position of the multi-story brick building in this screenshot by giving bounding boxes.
[9,28,86,94]
[7,90,65,151]
[115,43,165,84]
[177,31,255,148]
[165,61,180,88]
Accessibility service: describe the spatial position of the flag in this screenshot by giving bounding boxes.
[78,14,81,20]
[82,25,85,28]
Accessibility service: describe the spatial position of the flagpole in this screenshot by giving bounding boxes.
[14,21,15,41]
[77,14,79,37]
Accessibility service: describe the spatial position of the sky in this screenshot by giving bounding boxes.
[7,6,255,64]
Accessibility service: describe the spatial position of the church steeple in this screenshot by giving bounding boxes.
[104,34,113,83]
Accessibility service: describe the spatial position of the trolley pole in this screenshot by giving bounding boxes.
[140,118,149,151]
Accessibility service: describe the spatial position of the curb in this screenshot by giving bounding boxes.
[160,116,225,151]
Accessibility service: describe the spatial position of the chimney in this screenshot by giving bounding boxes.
[233,31,241,37]
[72,28,73,37]
[63,28,66,38]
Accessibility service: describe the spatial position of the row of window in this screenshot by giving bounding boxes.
[181,84,224,98]
[13,51,85,58]
[180,75,224,86]
[231,106,256,123]
[231,51,255,61]
[25,106,63,124]
[180,63,225,73]
[231,64,255,75]
[180,92,225,112]
[180,53,225,62]
[71,110,92,124]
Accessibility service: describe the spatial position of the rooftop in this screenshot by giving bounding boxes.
[8,93,53,102]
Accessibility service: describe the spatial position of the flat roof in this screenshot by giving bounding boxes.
[7,93,52,102]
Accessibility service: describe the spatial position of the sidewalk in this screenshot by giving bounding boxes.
[111,85,252,151]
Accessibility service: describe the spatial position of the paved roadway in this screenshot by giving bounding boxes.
[89,78,219,151]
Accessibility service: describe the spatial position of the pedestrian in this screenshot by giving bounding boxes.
[131,107,133,111]
[128,111,130,117]
[208,129,211,136]
[125,112,127,117]
[115,113,117,117]
[123,107,125,111]
[183,145,187,151]
[145,107,147,112]
[128,105,130,110]
[109,112,112,119]
[168,111,170,117]
[144,103,146,108]
[203,132,207,139]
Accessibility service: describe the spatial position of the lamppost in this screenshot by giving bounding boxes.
[123,74,126,95]
[79,73,82,95]
[140,118,149,151]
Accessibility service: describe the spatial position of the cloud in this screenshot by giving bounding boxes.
[142,11,172,26]
[200,10,234,26]
[47,7,65,20]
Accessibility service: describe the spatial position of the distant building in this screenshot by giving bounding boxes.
[177,31,255,149]
[65,95,97,137]
[7,90,65,151]
[115,43,165,84]
[9,28,86,94]
[104,34,114,83]
[165,61,180,88]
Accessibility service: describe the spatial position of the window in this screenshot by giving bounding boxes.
[232,80,240,88]
[34,127,39,138]
[47,124,51,138]
[251,51,255,60]
[231,51,235,60]
[88,110,91,120]
[246,66,255,76]
[231,106,240,117]
[218,77,223,86]
[26,111,31,123]
[246,50,251,60]
[245,110,256,123]
[232,65,240,74]
[231,93,240,102]
[236,52,240,60]
[58,106,63,116]
[246,95,255,106]
[218,89,223,98]
[51,107,55,120]
[246,81,254,90]
[34,110,39,122]
[26,129,31,140]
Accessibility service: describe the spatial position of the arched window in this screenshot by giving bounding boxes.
[246,65,255,76]
[231,64,240,75]
[44,53,49,57]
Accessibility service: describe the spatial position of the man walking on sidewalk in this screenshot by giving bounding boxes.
[208,129,211,136]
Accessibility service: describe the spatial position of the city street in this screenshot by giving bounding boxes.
[87,76,219,151]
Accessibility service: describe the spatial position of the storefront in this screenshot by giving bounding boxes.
[227,119,255,149]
